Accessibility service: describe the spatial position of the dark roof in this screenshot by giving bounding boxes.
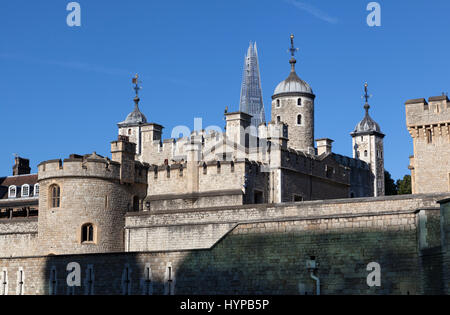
[352,104,384,137]
[0,174,38,199]
[428,95,449,102]
[118,102,148,127]
[405,98,427,105]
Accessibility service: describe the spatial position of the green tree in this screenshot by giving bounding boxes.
[396,175,412,195]
[384,171,398,196]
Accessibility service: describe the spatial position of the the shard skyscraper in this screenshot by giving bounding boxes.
[239,42,266,130]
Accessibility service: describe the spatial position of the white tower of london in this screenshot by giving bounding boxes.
[271,34,315,154]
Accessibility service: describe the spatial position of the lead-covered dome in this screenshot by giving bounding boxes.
[352,104,382,135]
[273,58,314,96]
[118,97,147,127]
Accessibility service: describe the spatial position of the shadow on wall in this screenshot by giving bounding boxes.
[42,226,445,295]
[43,253,174,295]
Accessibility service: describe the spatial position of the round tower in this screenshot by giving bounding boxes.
[271,34,316,154]
[36,152,140,256]
[351,83,385,197]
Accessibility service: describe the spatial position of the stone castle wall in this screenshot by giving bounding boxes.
[1,193,448,295]
[406,96,450,194]
[35,157,146,256]
[0,218,39,258]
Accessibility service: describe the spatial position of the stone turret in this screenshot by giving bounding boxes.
[406,94,450,194]
[36,153,131,256]
[351,83,385,197]
[271,34,315,154]
[225,111,252,148]
[111,135,136,184]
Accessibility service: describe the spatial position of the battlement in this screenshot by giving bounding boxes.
[147,158,256,196]
[280,148,350,185]
[140,127,275,166]
[405,94,450,127]
[38,153,122,182]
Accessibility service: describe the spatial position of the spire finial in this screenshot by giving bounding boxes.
[132,74,142,108]
[288,34,299,72]
[362,82,372,114]
[132,74,142,98]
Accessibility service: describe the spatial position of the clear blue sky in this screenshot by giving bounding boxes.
[0,0,449,181]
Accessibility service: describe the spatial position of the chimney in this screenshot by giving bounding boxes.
[225,112,252,147]
[111,135,136,184]
[316,138,334,156]
[13,156,31,176]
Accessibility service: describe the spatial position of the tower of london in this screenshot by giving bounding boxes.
[0,35,449,295]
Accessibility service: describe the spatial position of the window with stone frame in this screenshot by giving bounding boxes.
[81,223,94,243]
[217,161,221,174]
[297,98,302,106]
[132,196,140,212]
[426,129,433,144]
[50,185,61,208]
[34,184,40,196]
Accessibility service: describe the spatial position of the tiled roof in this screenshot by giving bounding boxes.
[0,174,38,199]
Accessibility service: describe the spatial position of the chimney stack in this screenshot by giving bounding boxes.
[316,138,334,156]
[13,156,31,176]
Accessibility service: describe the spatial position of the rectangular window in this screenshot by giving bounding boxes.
[22,185,29,197]
[122,265,131,295]
[8,186,16,198]
[254,191,264,204]
[51,186,61,208]
[85,266,94,295]
[427,129,433,144]
[326,166,334,178]
[1,269,7,295]
[143,264,152,295]
[17,269,24,296]
[49,267,57,295]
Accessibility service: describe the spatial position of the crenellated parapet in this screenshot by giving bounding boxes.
[406,95,450,139]
[405,94,450,195]
[38,153,121,182]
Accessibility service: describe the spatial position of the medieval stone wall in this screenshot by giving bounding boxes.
[406,97,450,194]
[0,193,448,295]
[0,218,38,258]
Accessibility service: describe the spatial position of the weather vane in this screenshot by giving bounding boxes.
[362,82,372,104]
[289,34,299,58]
[132,74,142,98]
